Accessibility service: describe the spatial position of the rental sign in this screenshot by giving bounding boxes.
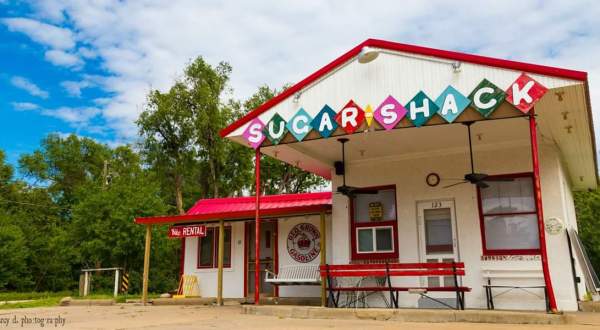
[168,224,207,238]
[242,73,548,148]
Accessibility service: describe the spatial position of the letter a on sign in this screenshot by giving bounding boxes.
[505,73,548,113]
[311,105,338,138]
[435,85,471,123]
[335,100,365,134]
[242,118,265,149]
[374,95,407,130]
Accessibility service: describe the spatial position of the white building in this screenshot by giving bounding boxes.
[137,39,597,312]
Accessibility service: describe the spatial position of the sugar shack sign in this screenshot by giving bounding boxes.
[242,73,548,148]
[168,224,207,238]
[287,223,321,263]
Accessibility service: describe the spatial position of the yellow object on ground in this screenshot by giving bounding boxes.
[177,275,200,297]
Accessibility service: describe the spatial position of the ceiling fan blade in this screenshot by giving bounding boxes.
[443,181,468,188]
[476,181,490,189]
[484,177,515,182]
[353,189,379,195]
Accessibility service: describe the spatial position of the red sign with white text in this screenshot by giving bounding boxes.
[168,225,207,238]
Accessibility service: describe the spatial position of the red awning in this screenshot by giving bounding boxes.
[135,192,332,225]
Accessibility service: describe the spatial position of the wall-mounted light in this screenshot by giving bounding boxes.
[452,61,462,73]
[358,47,380,64]
[293,92,301,103]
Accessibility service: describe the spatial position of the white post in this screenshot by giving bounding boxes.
[114,269,120,297]
[83,271,89,296]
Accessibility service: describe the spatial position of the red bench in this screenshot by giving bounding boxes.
[320,262,471,309]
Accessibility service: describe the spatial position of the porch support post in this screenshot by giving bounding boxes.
[142,224,152,305]
[319,212,327,307]
[254,148,261,305]
[529,111,558,312]
[217,219,225,306]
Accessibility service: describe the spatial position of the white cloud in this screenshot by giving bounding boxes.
[44,49,83,68]
[11,102,39,111]
[2,17,74,49]
[61,80,92,97]
[41,106,100,126]
[9,0,600,143]
[10,76,49,99]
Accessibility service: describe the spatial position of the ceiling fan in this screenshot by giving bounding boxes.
[334,138,379,197]
[444,121,513,189]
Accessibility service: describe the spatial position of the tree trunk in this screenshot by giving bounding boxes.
[209,158,219,198]
[175,173,184,215]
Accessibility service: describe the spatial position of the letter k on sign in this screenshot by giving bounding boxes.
[506,73,548,114]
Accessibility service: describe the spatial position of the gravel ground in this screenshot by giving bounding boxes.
[0,304,599,329]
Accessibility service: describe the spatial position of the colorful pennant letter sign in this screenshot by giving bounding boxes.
[264,113,287,145]
[374,95,407,130]
[286,108,313,141]
[311,105,338,138]
[335,100,365,134]
[240,72,543,147]
[435,85,471,123]
[407,91,438,127]
[505,73,548,113]
[469,79,506,118]
[242,118,265,149]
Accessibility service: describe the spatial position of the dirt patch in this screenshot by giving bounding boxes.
[0,305,598,329]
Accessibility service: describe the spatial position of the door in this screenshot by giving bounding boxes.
[246,222,276,297]
[417,200,459,292]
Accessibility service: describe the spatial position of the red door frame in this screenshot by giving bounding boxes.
[529,110,557,312]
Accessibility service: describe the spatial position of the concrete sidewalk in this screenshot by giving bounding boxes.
[242,305,574,325]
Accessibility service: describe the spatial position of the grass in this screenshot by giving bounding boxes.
[0,291,161,309]
[0,291,73,301]
[0,297,63,310]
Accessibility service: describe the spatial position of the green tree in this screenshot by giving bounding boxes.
[574,190,600,274]
[243,85,327,194]
[138,57,254,212]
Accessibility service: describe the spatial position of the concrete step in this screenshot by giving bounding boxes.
[242,305,574,325]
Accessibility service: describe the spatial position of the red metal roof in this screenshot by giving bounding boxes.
[220,38,588,138]
[135,192,332,225]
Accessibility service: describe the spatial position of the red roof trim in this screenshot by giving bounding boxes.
[135,192,332,225]
[220,38,588,138]
[135,204,331,225]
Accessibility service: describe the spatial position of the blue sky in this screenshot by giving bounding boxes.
[1,1,600,174]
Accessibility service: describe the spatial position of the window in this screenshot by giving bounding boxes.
[350,186,398,260]
[477,174,540,255]
[424,208,454,254]
[197,226,232,268]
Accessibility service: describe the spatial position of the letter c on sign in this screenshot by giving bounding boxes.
[474,87,497,109]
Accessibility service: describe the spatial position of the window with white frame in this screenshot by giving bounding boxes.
[478,174,540,254]
[351,187,398,260]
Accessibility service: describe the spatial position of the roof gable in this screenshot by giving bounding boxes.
[221,38,587,138]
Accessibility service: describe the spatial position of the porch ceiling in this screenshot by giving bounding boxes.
[251,115,530,180]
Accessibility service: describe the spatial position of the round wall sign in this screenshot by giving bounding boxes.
[545,217,565,235]
[287,223,321,263]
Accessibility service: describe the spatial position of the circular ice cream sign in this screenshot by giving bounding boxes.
[287,223,320,263]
